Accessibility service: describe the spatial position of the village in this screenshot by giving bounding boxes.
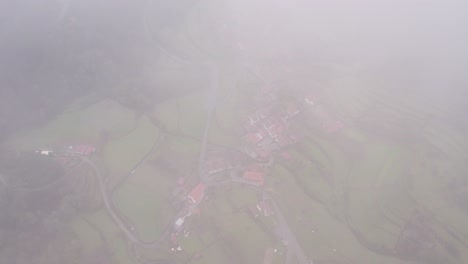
[27,77,353,264]
[21,74,464,264]
[163,84,345,263]
[31,81,346,264]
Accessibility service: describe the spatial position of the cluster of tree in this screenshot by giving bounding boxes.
[0,0,198,141]
[0,148,98,263]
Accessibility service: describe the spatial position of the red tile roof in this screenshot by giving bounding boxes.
[243,171,265,186]
[245,127,269,145]
[305,93,316,105]
[188,184,205,204]
[245,133,262,145]
[73,144,96,156]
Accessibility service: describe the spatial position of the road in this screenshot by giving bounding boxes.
[228,174,311,264]
[53,129,174,250]
[53,18,309,262]
[199,63,219,183]
[271,199,311,264]
[193,60,311,263]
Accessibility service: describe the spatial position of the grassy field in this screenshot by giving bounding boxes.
[9,98,136,150]
[8,53,468,263]
[103,117,159,174]
[177,185,274,264]
[271,163,415,264]
[112,163,176,242]
[71,211,137,264]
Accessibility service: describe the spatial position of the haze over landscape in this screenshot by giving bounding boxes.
[0,1,467,263]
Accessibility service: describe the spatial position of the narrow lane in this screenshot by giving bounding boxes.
[199,63,219,183]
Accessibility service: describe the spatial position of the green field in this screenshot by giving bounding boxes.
[178,185,274,264]
[7,60,468,264]
[103,117,159,174]
[113,164,176,242]
[71,211,137,264]
[9,98,136,150]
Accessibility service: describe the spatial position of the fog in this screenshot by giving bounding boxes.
[0,1,467,263]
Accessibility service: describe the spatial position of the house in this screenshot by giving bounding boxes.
[244,127,268,145]
[305,93,316,106]
[257,200,274,216]
[243,170,265,186]
[174,218,185,232]
[248,108,271,126]
[263,118,286,139]
[37,150,54,156]
[248,113,261,125]
[69,144,96,156]
[243,146,258,160]
[188,184,205,204]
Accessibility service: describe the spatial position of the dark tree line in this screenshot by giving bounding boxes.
[0,0,196,141]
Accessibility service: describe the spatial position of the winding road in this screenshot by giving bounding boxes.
[49,4,312,261]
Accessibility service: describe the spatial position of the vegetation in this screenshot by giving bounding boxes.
[1,1,467,263]
[103,116,159,174]
[113,164,175,242]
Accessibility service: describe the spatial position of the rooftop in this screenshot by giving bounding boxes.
[188,183,205,204]
[243,171,265,186]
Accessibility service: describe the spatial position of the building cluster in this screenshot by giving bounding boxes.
[65,144,96,157]
[36,143,97,158]
[167,85,345,256]
[170,182,206,252]
[36,143,97,168]
[242,163,267,186]
[241,103,299,161]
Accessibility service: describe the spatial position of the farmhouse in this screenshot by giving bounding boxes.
[243,168,265,186]
[174,217,185,232]
[244,127,269,145]
[37,150,54,156]
[188,183,205,204]
[68,144,96,156]
[305,93,316,106]
[262,118,286,139]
